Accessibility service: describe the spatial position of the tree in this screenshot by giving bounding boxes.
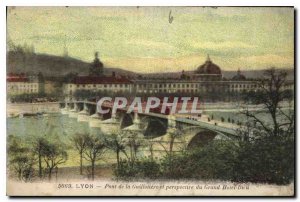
[42,141,68,181]
[83,134,106,180]
[63,72,78,83]
[158,127,184,176]
[235,67,295,184]
[32,136,49,178]
[160,140,237,180]
[71,133,89,175]
[242,68,294,138]
[123,131,145,165]
[103,132,128,169]
[8,135,35,181]
[37,72,45,83]
[128,137,142,164]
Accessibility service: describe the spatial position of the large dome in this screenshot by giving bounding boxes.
[195,55,221,75]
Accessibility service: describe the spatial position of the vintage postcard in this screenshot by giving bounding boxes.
[6,6,294,196]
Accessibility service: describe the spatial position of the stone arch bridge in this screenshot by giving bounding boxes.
[60,100,239,154]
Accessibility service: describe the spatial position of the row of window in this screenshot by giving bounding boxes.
[9,87,37,90]
[230,84,258,89]
[136,83,259,89]
[139,89,202,93]
[137,88,228,93]
[9,88,38,93]
[8,84,38,88]
[71,84,129,88]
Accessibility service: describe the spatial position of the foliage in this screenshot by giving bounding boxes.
[8,135,35,181]
[31,136,49,178]
[242,68,294,138]
[9,92,60,103]
[233,135,294,185]
[102,132,128,169]
[160,140,237,180]
[83,134,106,180]
[114,158,161,180]
[113,135,294,185]
[42,140,68,180]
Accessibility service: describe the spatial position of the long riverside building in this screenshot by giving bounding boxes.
[63,56,294,98]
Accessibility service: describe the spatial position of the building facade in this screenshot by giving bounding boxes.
[63,74,133,97]
[7,73,40,96]
[63,56,294,98]
[133,56,260,94]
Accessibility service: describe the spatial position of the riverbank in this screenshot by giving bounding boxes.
[7,102,60,117]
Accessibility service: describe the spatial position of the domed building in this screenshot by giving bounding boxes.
[193,55,222,81]
[232,69,246,81]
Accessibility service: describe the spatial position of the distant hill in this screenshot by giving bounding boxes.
[7,51,294,80]
[7,51,137,77]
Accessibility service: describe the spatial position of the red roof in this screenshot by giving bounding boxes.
[7,77,29,82]
[8,73,25,77]
[72,76,133,84]
[7,73,29,82]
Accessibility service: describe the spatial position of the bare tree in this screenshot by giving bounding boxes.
[42,142,68,181]
[242,67,294,139]
[103,132,128,169]
[32,136,48,178]
[157,126,185,175]
[71,133,88,175]
[83,134,106,180]
[124,131,144,165]
[159,126,184,157]
[147,138,155,160]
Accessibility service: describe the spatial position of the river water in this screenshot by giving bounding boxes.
[7,114,104,149]
[7,108,293,140]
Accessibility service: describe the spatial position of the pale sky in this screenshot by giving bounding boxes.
[7,7,294,73]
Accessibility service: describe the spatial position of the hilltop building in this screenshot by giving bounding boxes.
[89,52,104,76]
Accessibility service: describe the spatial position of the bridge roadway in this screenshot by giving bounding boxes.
[64,100,237,137]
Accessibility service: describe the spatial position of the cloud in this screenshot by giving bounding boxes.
[237,54,294,67]
[126,39,180,52]
[192,41,256,50]
[7,7,294,73]
[104,53,294,73]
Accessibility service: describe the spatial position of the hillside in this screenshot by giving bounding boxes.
[7,51,136,77]
[7,51,294,80]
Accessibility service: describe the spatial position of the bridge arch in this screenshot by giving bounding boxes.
[143,117,168,138]
[120,113,134,129]
[178,126,231,150]
[187,130,218,149]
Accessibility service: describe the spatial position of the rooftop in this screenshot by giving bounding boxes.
[72,76,133,84]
